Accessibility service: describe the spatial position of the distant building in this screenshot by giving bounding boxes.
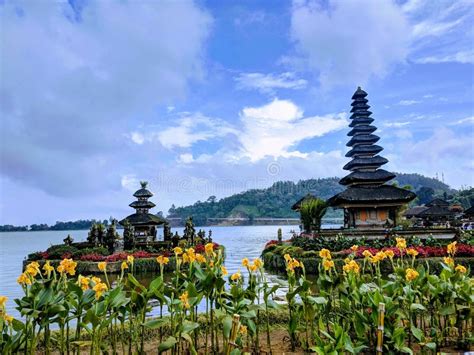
[119,181,166,242]
[328,87,416,229]
[405,198,456,225]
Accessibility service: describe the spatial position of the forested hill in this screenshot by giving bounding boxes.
[167,173,457,225]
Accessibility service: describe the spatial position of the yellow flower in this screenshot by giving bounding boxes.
[209,261,214,268]
[156,255,170,266]
[205,243,215,256]
[343,260,360,274]
[350,245,359,253]
[196,254,206,263]
[26,262,40,277]
[249,264,258,273]
[407,248,418,257]
[253,258,263,269]
[179,291,190,309]
[121,261,128,271]
[174,247,183,255]
[396,237,407,250]
[385,250,395,259]
[239,325,247,335]
[370,251,387,264]
[455,264,467,274]
[287,258,301,272]
[43,261,54,276]
[93,282,108,299]
[231,272,241,281]
[17,273,31,285]
[0,296,7,308]
[98,262,107,272]
[57,258,77,276]
[91,276,102,284]
[283,253,292,262]
[444,257,454,267]
[187,250,196,263]
[362,250,373,258]
[319,248,332,260]
[221,265,228,276]
[242,258,250,267]
[127,255,134,264]
[447,241,457,256]
[322,259,335,271]
[182,253,190,264]
[4,314,13,324]
[78,275,91,291]
[405,268,419,282]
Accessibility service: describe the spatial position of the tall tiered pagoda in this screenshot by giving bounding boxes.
[328,87,416,229]
[119,181,166,241]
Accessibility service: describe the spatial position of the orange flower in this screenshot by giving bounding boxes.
[319,249,332,260]
[221,265,228,276]
[447,241,457,256]
[231,272,241,281]
[405,268,419,282]
[444,257,454,267]
[17,273,31,285]
[156,255,170,265]
[179,291,190,309]
[395,237,407,250]
[455,264,466,274]
[407,248,418,257]
[322,259,335,271]
[98,262,107,272]
[93,282,108,299]
[242,258,250,267]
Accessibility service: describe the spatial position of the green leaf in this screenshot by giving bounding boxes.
[158,336,177,353]
[424,342,436,350]
[309,296,328,305]
[410,303,426,312]
[222,316,233,340]
[401,346,413,354]
[439,305,455,316]
[410,326,423,342]
[182,321,199,334]
[144,318,167,329]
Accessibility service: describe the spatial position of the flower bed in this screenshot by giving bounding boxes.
[24,243,221,274]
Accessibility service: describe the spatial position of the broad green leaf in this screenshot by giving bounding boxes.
[144,318,167,329]
[222,316,233,339]
[410,303,426,312]
[410,326,423,342]
[439,305,455,316]
[158,336,177,353]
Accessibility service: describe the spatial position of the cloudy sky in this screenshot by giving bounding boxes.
[0,0,473,225]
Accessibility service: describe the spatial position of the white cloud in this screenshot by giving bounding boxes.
[131,132,145,145]
[452,116,474,125]
[121,174,139,192]
[131,113,236,149]
[235,72,308,94]
[289,0,473,88]
[414,50,474,64]
[0,1,212,196]
[236,99,347,161]
[384,121,411,127]
[178,153,195,164]
[399,99,421,106]
[290,0,410,88]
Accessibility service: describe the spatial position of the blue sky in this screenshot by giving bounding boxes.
[0,0,473,225]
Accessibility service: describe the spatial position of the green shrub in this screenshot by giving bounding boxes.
[72,247,109,258]
[46,244,79,259]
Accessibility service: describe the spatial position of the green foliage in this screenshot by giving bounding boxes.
[45,245,79,259]
[300,198,328,233]
[167,174,454,224]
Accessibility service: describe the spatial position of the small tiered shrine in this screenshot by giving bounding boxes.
[119,181,166,242]
[328,87,416,229]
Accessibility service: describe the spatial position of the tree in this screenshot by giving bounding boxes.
[123,220,135,250]
[87,224,98,245]
[104,221,119,253]
[300,198,328,233]
[416,186,435,205]
[183,217,196,243]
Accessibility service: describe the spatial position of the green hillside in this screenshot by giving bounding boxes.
[168,173,456,225]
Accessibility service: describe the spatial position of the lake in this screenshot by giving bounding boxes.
[0,225,302,319]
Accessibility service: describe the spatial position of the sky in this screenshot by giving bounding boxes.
[0,0,473,225]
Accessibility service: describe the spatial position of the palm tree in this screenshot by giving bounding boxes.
[300,198,328,233]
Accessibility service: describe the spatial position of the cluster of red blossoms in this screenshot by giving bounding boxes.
[342,244,474,259]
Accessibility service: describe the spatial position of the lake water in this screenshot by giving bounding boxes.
[0,225,302,319]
